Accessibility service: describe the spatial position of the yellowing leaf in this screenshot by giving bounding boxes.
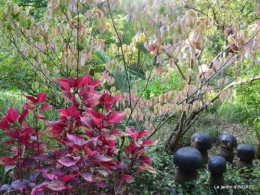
[97,18,107,34]
[142,163,157,174]
[139,33,145,42]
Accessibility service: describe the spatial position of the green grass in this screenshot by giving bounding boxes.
[217,102,248,123]
[0,90,26,114]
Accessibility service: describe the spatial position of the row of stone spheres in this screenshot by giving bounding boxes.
[173,132,256,193]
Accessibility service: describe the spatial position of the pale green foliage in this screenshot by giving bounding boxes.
[0,0,260,151]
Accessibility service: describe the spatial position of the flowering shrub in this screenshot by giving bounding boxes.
[0,74,157,195]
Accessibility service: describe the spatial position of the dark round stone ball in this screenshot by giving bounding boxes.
[174,147,203,170]
[208,155,226,174]
[191,131,212,150]
[219,133,237,149]
[237,144,255,161]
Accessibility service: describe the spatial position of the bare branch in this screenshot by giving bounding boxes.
[211,75,260,103]
[184,4,208,17]
[215,0,230,15]
[167,111,186,151]
[106,0,132,110]
[148,113,176,139]
[76,2,80,78]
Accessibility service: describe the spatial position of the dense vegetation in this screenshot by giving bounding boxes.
[0,0,260,194]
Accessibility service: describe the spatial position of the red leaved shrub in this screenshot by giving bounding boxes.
[0,74,157,195]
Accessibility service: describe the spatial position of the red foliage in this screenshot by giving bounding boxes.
[0,74,156,194]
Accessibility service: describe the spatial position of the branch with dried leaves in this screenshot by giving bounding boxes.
[165,75,260,151]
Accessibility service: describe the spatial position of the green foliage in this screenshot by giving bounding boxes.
[223,164,260,195]
[136,69,184,99]
[227,51,260,124]
[128,142,175,194]
[173,163,260,195]
[0,51,33,91]
[217,102,250,123]
[130,141,260,194]
[204,126,219,142]
[206,33,225,56]
[235,80,260,125]
[0,91,25,112]
[113,72,130,93]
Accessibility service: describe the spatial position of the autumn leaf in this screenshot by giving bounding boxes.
[157,66,163,74]
[106,112,125,124]
[47,181,66,191]
[37,92,47,103]
[5,106,19,123]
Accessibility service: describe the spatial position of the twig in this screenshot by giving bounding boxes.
[9,18,64,76]
[167,111,186,151]
[215,0,230,15]
[148,113,176,139]
[106,0,132,109]
[76,2,80,78]
[211,75,260,103]
[179,28,260,105]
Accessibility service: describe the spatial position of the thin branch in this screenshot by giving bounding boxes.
[240,0,249,12]
[59,13,75,76]
[9,19,64,75]
[148,112,176,139]
[106,0,132,109]
[76,2,80,78]
[215,0,230,15]
[165,53,187,81]
[39,33,66,77]
[211,75,260,103]
[167,111,186,151]
[175,60,187,81]
[129,48,149,87]
[179,28,260,105]
[210,1,220,28]
[234,9,254,26]
[184,4,208,17]
[182,116,198,135]
[126,63,157,126]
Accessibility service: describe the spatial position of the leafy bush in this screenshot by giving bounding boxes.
[0,74,157,194]
[235,80,260,125]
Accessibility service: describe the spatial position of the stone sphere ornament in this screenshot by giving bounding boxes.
[174,147,203,185]
[208,155,226,188]
[236,144,255,172]
[191,131,212,164]
[218,133,237,163]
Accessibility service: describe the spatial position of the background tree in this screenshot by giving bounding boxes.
[0,0,260,153]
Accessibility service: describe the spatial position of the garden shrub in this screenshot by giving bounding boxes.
[0,74,157,195]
